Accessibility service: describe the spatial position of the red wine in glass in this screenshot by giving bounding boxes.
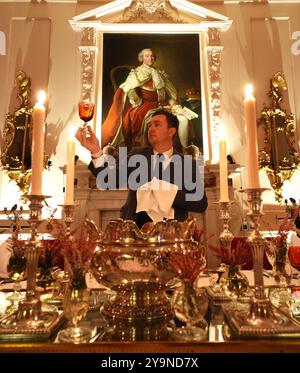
[288,246,300,271]
[78,101,95,137]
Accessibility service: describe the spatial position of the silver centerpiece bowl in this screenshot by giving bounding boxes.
[90,219,199,326]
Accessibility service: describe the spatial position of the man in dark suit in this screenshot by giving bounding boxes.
[75,108,207,228]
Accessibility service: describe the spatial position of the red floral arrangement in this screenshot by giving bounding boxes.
[167,247,206,283]
[270,215,294,251]
[39,239,64,269]
[209,240,251,266]
[267,214,294,274]
[6,235,26,279]
[48,220,98,278]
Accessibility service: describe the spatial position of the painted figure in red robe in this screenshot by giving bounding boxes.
[101,48,178,150]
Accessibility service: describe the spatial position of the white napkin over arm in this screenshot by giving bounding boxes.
[136,178,178,223]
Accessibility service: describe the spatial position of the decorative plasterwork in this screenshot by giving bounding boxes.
[79,28,97,101]
[169,0,229,21]
[72,0,230,23]
[122,0,180,23]
[205,27,223,163]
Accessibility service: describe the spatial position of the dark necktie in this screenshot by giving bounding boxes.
[153,153,165,180]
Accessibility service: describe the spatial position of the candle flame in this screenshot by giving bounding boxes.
[69,125,76,138]
[245,84,254,97]
[37,90,46,104]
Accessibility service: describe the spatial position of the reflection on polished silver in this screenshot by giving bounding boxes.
[223,188,300,337]
[218,201,234,251]
[90,218,201,339]
[0,194,63,340]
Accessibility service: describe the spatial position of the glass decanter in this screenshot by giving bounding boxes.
[171,279,209,341]
[6,251,26,313]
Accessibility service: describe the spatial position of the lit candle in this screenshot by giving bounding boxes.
[31,91,46,195]
[219,126,229,202]
[65,126,75,204]
[244,84,260,188]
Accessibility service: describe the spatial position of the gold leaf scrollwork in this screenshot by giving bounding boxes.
[0,71,33,195]
[258,72,300,203]
[0,71,51,196]
[79,28,97,102]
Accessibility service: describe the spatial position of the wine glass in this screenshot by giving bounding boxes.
[58,286,91,343]
[78,99,95,138]
[6,252,26,313]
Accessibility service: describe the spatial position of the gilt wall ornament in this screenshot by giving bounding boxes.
[0,71,33,194]
[258,72,300,203]
[1,71,52,195]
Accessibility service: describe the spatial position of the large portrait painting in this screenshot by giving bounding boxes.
[101,33,202,152]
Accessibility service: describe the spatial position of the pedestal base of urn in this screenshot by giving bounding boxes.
[100,282,173,340]
[102,282,173,322]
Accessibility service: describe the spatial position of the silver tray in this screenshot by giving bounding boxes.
[0,311,65,341]
[223,302,300,338]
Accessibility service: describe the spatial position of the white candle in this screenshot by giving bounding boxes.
[244,84,260,188]
[219,126,229,202]
[65,126,75,204]
[31,91,46,195]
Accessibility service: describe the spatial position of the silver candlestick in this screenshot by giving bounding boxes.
[17,194,49,320]
[218,201,234,251]
[245,188,275,318]
[206,201,236,301]
[60,203,79,236]
[0,194,64,340]
[58,203,79,291]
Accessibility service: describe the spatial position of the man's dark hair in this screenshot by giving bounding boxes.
[142,108,182,152]
[151,108,179,130]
